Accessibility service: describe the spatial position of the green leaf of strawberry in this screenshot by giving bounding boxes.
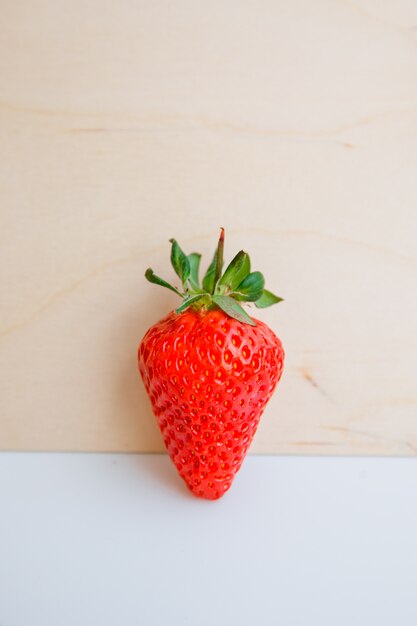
[233,271,265,302]
[145,228,283,324]
[170,239,190,286]
[145,268,182,296]
[216,250,250,293]
[212,295,256,326]
[187,253,202,290]
[202,227,224,293]
[202,252,217,293]
[175,293,207,313]
[255,289,284,308]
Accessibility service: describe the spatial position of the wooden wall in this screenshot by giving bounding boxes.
[1,0,416,454]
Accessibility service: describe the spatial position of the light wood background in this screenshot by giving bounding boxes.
[1,0,417,454]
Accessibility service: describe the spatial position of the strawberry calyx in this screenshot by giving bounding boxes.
[144,228,283,325]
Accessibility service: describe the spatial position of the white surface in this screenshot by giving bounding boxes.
[0,453,416,625]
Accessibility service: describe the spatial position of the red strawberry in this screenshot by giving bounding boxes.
[138,229,284,499]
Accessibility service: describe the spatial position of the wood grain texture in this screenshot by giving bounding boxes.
[1,0,417,454]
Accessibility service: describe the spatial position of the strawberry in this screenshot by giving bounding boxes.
[138,229,284,499]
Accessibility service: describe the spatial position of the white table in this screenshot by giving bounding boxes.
[0,453,416,625]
